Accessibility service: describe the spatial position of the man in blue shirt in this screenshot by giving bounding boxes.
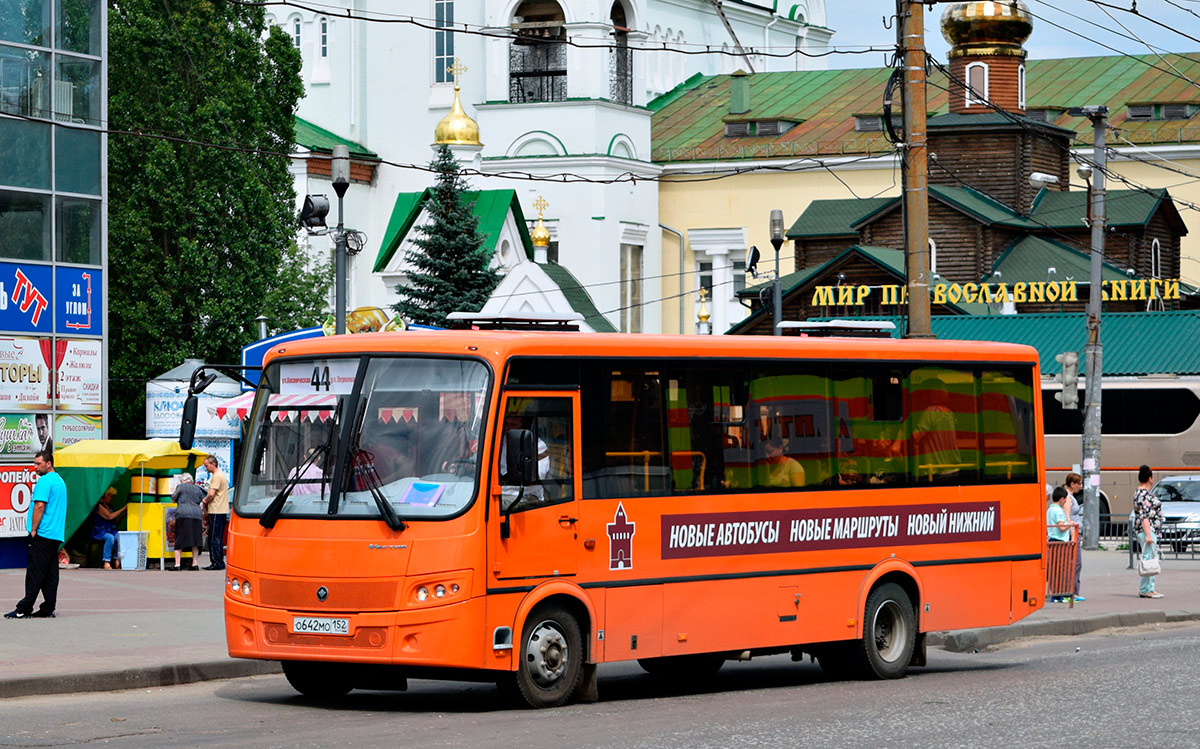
[6,451,67,619]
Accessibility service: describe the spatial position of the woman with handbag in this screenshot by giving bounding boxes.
[1133,465,1163,599]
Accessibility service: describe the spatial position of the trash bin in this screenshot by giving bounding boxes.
[117,531,148,571]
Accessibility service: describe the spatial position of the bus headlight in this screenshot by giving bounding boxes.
[416,586,429,602]
[435,584,446,598]
[241,581,252,596]
[231,579,241,593]
[408,573,471,606]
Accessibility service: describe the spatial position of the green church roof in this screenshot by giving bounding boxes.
[373,189,534,273]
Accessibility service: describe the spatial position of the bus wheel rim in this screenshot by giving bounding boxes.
[873,600,907,663]
[526,620,569,688]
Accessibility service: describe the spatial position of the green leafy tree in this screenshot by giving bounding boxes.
[108,0,326,437]
[392,146,498,326]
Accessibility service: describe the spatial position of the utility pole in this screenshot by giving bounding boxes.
[1079,105,1108,550]
[900,0,932,338]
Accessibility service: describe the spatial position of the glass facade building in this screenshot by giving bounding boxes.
[0,0,106,486]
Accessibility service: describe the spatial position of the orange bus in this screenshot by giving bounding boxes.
[223,331,1045,707]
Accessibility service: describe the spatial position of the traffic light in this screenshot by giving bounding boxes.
[1054,351,1079,410]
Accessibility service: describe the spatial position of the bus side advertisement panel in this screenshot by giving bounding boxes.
[660,501,1000,559]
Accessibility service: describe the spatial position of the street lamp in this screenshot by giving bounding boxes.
[769,209,786,337]
[331,145,351,335]
[299,145,352,335]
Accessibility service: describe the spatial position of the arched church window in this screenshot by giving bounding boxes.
[509,1,567,103]
[965,62,988,107]
[609,1,633,106]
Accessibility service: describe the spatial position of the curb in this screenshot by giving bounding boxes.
[0,659,282,700]
[927,609,1200,652]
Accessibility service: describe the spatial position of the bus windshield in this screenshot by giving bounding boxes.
[236,356,490,521]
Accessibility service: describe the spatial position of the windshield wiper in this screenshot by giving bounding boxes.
[259,401,342,529]
[343,398,406,532]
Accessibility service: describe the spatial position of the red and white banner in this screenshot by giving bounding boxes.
[210,392,338,422]
[0,464,36,538]
[660,501,1000,559]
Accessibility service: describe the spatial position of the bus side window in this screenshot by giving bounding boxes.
[909,367,981,485]
[832,367,905,486]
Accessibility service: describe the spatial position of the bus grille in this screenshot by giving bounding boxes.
[257,578,399,611]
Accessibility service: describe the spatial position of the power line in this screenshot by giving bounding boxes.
[1083,0,1200,48]
[1016,1,1200,88]
[925,57,1200,215]
[0,109,886,187]
[226,0,893,60]
[1028,0,1200,70]
[1090,2,1200,92]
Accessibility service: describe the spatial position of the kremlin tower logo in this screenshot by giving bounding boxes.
[606,503,636,571]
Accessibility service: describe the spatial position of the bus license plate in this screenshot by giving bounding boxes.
[292,616,349,635]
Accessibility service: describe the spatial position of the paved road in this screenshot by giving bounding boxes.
[3,622,1195,748]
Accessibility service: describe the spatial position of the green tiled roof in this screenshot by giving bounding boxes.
[990,235,1130,285]
[539,262,617,333]
[1028,187,1184,232]
[930,185,1038,228]
[294,117,377,159]
[787,197,893,238]
[373,189,534,273]
[835,310,1200,376]
[652,54,1200,162]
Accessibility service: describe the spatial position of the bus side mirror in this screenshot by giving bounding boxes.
[505,429,536,487]
[179,395,199,450]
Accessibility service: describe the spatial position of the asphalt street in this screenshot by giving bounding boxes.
[2,622,1195,748]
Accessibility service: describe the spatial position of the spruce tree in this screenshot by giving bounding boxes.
[393,146,498,326]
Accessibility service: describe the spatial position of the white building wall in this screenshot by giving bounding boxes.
[276,0,828,333]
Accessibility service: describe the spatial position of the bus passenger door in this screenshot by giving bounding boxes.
[492,392,581,581]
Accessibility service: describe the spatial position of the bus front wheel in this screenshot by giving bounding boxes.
[853,583,916,679]
[505,605,584,708]
[282,661,355,700]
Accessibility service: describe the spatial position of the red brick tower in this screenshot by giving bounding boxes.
[941,1,1033,115]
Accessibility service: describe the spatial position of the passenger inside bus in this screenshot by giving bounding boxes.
[759,437,806,488]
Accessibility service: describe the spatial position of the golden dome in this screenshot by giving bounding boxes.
[941,1,1032,58]
[434,86,482,146]
[531,216,551,247]
[530,195,551,248]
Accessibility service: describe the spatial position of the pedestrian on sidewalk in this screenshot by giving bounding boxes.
[1134,464,1163,599]
[1047,486,1076,603]
[91,488,126,570]
[6,450,67,619]
[170,474,205,570]
[201,455,229,571]
[1063,473,1086,602]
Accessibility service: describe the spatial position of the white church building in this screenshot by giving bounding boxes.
[276,0,831,333]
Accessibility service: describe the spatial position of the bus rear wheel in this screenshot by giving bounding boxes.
[637,653,725,680]
[282,661,355,700]
[853,583,916,679]
[504,605,583,708]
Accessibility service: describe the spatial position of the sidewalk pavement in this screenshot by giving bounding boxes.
[2,548,1198,699]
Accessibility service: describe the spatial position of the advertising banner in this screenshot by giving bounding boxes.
[660,502,1000,559]
[55,267,103,336]
[0,262,52,335]
[0,337,52,409]
[54,413,102,449]
[0,413,46,456]
[0,464,36,538]
[55,339,102,411]
[146,381,241,440]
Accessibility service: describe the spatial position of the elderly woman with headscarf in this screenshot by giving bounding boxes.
[170,473,205,570]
